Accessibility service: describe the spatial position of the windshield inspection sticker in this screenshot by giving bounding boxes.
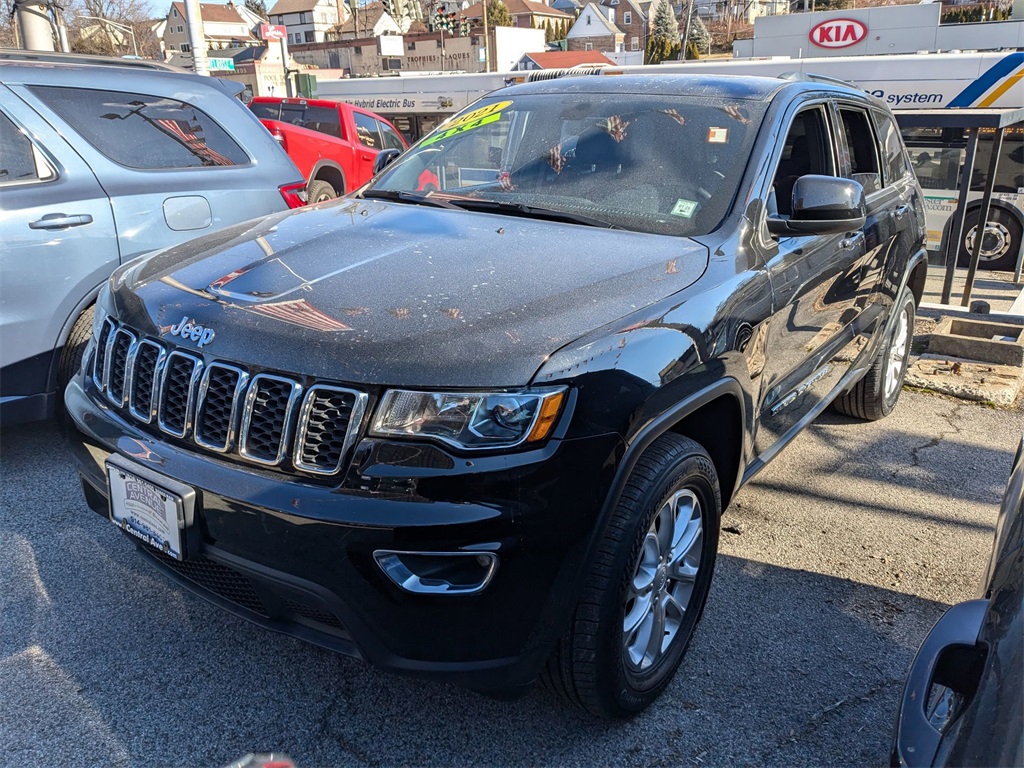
[422,100,512,147]
[707,127,728,144]
[671,199,699,218]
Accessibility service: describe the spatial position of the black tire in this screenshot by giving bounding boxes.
[306,179,339,204]
[542,433,721,718]
[57,305,95,395]
[833,287,915,421]
[955,207,1022,272]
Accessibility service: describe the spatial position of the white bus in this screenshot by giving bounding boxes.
[317,51,1024,267]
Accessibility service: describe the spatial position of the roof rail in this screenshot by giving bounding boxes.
[0,48,183,71]
[521,66,608,83]
[777,71,863,91]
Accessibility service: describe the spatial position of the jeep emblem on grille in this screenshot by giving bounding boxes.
[167,315,216,348]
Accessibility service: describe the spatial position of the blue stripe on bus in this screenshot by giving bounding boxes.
[948,51,1024,108]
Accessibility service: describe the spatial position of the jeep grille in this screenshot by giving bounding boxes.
[92,319,365,475]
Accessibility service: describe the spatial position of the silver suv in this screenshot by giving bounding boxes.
[0,52,304,425]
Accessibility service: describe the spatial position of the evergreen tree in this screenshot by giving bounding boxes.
[652,0,676,40]
[646,0,678,65]
[487,0,513,27]
[544,18,555,42]
[245,0,268,19]
[688,12,709,54]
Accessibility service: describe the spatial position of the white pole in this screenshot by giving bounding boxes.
[184,0,208,74]
[14,0,55,50]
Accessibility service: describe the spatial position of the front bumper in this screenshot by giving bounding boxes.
[66,376,624,691]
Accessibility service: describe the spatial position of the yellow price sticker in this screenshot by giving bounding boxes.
[422,100,512,147]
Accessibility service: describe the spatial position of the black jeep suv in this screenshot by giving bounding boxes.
[67,74,927,717]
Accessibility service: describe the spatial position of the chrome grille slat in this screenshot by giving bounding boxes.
[294,385,367,475]
[93,318,116,389]
[194,363,248,452]
[239,374,302,466]
[157,351,202,439]
[105,328,137,407]
[91,322,361,475]
[128,340,165,423]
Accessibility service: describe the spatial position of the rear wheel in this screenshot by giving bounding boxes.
[833,287,915,421]
[956,208,1022,272]
[542,433,721,717]
[306,179,339,204]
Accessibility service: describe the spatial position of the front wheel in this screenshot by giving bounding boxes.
[542,433,721,717]
[833,287,915,421]
[956,208,1022,272]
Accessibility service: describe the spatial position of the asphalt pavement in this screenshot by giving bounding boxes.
[1,390,1020,767]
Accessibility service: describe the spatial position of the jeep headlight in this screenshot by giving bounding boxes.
[370,387,567,451]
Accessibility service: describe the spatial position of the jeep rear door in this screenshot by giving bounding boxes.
[0,87,119,417]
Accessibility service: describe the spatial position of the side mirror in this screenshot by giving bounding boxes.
[767,175,866,236]
[373,148,402,175]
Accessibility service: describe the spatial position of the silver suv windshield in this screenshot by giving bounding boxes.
[366,92,767,236]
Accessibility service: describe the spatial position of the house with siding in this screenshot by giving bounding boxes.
[267,0,344,45]
[565,2,624,51]
[161,1,262,58]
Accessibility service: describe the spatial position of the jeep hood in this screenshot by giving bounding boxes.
[113,199,708,388]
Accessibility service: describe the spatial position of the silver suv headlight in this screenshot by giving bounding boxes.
[370,387,567,451]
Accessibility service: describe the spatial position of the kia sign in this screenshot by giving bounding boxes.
[260,23,287,41]
[809,18,867,49]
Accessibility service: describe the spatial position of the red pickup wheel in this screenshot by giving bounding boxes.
[306,180,339,204]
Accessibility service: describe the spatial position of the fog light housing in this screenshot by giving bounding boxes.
[374,550,498,595]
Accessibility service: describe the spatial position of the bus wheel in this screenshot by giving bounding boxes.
[957,208,1022,272]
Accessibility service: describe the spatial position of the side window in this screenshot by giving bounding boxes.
[353,111,381,149]
[837,106,881,193]
[303,106,342,138]
[29,86,249,169]
[771,106,834,217]
[0,110,53,185]
[872,111,910,186]
[379,120,405,152]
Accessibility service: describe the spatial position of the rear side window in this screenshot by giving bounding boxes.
[353,111,381,149]
[872,111,910,187]
[837,107,881,192]
[29,86,248,169]
[0,110,45,184]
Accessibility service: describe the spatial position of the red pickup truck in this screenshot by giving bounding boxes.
[249,97,408,202]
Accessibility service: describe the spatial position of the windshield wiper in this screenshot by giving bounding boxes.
[440,198,620,229]
[360,189,460,209]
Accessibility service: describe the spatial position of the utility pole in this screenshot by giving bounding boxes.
[482,0,490,72]
[14,0,55,50]
[184,0,209,75]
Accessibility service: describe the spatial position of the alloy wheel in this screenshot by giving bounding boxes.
[884,307,910,401]
[623,489,704,672]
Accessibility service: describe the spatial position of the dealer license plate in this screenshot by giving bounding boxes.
[107,463,185,560]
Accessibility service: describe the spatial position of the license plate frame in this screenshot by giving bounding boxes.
[106,455,196,561]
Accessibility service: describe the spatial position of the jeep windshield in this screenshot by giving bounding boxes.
[364,92,767,236]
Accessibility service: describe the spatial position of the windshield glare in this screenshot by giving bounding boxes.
[369,92,766,236]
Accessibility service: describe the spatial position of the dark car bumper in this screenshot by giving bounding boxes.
[890,599,988,768]
[65,376,624,691]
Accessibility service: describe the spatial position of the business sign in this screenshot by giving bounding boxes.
[260,23,287,41]
[809,18,867,49]
[378,34,404,57]
[208,57,236,70]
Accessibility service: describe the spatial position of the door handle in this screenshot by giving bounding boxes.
[893,204,910,220]
[840,232,864,250]
[29,213,94,230]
